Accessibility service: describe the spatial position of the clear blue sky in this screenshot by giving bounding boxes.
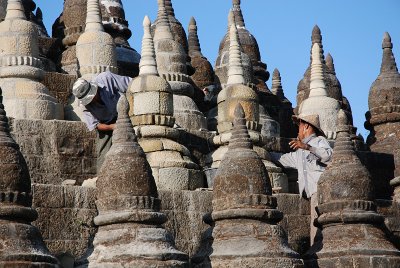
[35,0,400,138]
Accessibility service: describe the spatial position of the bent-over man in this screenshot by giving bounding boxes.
[72,71,132,172]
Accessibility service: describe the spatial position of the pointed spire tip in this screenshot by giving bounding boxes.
[234,103,245,119]
[189,16,196,26]
[143,15,151,27]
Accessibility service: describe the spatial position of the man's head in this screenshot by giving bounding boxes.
[72,78,99,106]
[293,114,324,140]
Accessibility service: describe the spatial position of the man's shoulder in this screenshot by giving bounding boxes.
[310,135,329,144]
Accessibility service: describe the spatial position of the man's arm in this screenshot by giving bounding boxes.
[96,123,115,131]
[309,139,333,164]
[270,152,298,169]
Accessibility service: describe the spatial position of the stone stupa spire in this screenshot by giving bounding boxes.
[208,16,288,194]
[153,0,174,42]
[85,0,104,32]
[366,32,400,200]
[210,103,303,267]
[309,43,328,98]
[129,16,204,191]
[0,0,63,120]
[232,0,245,28]
[0,88,59,266]
[76,0,117,80]
[299,43,340,139]
[271,68,285,100]
[163,0,189,54]
[188,17,202,58]
[325,53,335,75]
[67,0,117,121]
[139,16,158,76]
[380,32,398,74]
[89,95,189,266]
[306,110,400,267]
[4,0,25,20]
[153,0,207,133]
[227,24,245,85]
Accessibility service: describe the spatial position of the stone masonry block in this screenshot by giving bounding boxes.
[158,167,205,190]
[275,193,310,215]
[32,184,65,208]
[64,185,97,209]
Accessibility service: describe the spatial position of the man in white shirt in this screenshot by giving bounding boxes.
[271,114,333,245]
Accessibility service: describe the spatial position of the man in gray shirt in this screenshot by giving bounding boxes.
[73,71,132,172]
[271,114,333,245]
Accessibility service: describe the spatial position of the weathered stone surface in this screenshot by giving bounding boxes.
[10,119,97,185]
[210,104,303,267]
[89,94,189,267]
[306,110,400,266]
[32,184,97,263]
[130,15,203,191]
[365,32,400,200]
[0,75,58,266]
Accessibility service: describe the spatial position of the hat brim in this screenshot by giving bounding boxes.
[79,83,98,106]
[292,115,326,137]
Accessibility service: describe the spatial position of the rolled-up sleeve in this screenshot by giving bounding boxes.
[309,139,332,164]
[83,110,99,131]
[270,152,297,169]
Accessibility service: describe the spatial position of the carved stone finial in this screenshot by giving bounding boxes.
[229,103,252,150]
[227,24,245,85]
[312,24,322,44]
[154,0,174,41]
[5,0,25,20]
[232,0,245,28]
[164,0,175,16]
[139,16,158,76]
[228,9,235,27]
[85,0,104,32]
[309,43,328,97]
[380,32,398,74]
[325,53,336,74]
[188,16,202,57]
[272,68,285,99]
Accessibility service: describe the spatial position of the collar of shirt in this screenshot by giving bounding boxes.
[302,133,317,144]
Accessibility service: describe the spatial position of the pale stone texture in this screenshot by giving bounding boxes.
[0,0,62,120]
[298,43,340,140]
[153,0,207,132]
[207,24,289,192]
[129,15,204,191]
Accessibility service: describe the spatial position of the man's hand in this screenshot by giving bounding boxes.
[97,123,116,131]
[289,139,310,151]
